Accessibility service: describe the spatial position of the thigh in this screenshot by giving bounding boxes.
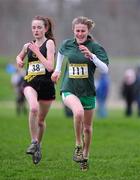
[24,86,38,108]
[80,96,96,110]
[62,92,83,113]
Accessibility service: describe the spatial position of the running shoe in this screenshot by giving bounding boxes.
[80,158,89,171]
[32,143,42,164]
[26,141,37,155]
[73,145,83,162]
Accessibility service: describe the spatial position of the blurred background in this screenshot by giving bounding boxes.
[0,0,140,112]
[1,2,140,179]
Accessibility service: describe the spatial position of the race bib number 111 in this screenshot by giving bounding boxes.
[69,64,88,78]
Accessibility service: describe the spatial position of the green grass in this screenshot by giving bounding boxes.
[0,104,140,180]
[1,57,140,179]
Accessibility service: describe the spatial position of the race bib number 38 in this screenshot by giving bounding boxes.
[69,64,88,78]
[28,61,45,75]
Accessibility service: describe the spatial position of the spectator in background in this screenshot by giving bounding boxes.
[121,68,136,116]
[135,66,140,117]
[11,68,27,115]
[6,63,16,74]
[96,72,110,118]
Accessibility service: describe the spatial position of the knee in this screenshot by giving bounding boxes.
[38,114,46,128]
[30,106,38,115]
[84,126,92,134]
[38,120,45,128]
[74,109,84,121]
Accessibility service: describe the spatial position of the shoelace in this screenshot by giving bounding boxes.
[76,146,82,156]
[81,159,88,170]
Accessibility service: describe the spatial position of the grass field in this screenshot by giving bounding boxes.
[1,57,140,179]
[0,103,140,180]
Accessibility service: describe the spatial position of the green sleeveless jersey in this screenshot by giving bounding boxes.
[59,38,109,97]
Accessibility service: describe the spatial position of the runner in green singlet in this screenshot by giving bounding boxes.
[51,16,109,171]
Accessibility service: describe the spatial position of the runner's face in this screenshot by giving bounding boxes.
[73,23,89,44]
[31,20,47,39]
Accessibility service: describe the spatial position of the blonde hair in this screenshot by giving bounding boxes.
[72,16,95,31]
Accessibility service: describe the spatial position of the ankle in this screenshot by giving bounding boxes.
[31,140,38,144]
[75,144,82,148]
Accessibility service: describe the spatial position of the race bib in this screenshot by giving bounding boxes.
[69,64,88,78]
[28,61,45,75]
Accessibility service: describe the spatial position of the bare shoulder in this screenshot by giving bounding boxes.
[46,39,55,53]
[23,42,30,49]
[46,39,55,47]
[22,42,30,53]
